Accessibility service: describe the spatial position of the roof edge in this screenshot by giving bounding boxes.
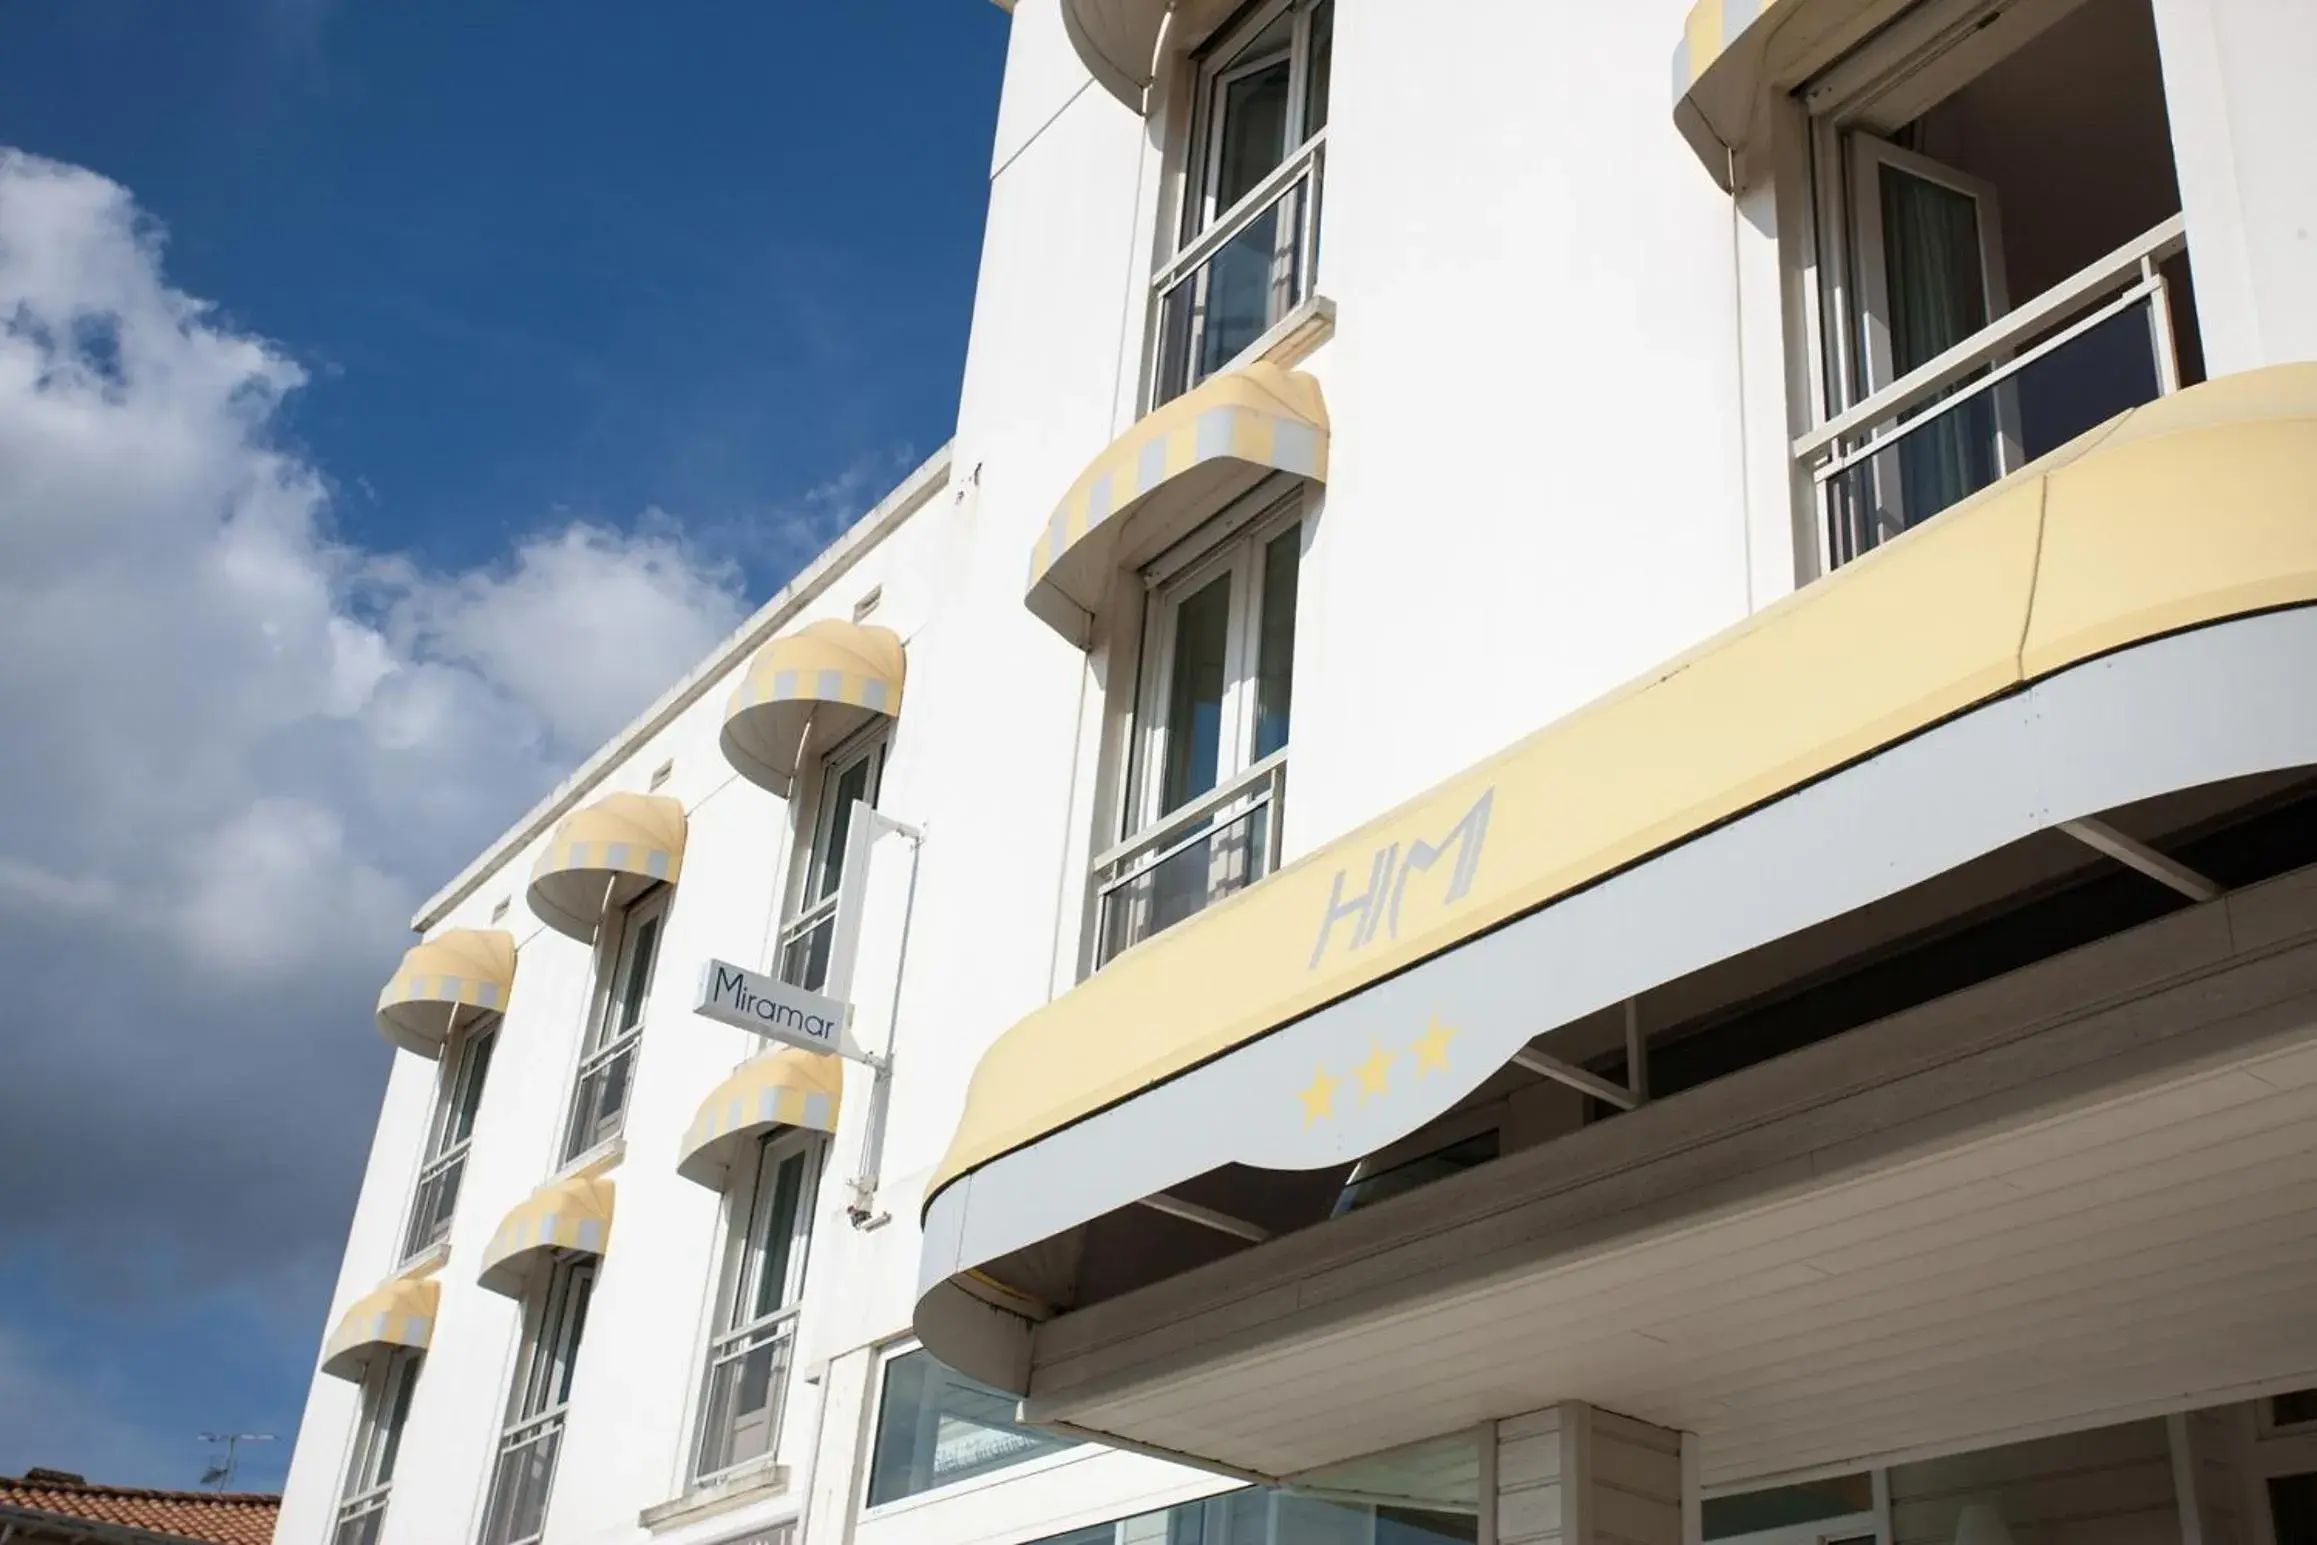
[412,443,954,933]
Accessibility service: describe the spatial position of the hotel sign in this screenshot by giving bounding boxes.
[692,959,868,1062]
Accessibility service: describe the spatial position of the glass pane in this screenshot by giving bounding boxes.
[2277,1389,2317,1428]
[1702,1474,1874,1538]
[563,1038,635,1160]
[778,912,836,993]
[695,1326,793,1480]
[447,1026,496,1147]
[1333,1130,1498,1217]
[1210,22,1292,211]
[1253,524,1301,760]
[549,1268,594,1409]
[2271,1473,2317,1545]
[865,1349,1077,1506]
[1303,1,1333,138]
[1160,573,1234,815]
[480,1421,560,1545]
[1877,165,1998,524]
[1376,1508,1480,1545]
[815,752,877,902]
[748,1149,810,1322]
[372,1354,421,1487]
[614,913,660,1035]
[331,1508,387,1545]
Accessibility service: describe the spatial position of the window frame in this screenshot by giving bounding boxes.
[335,1345,422,1540]
[478,1254,596,1545]
[776,721,887,993]
[1180,0,1330,250]
[857,1340,1085,1517]
[401,1015,499,1263]
[560,885,668,1162]
[688,1130,824,1486]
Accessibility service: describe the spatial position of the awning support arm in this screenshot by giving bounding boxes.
[1511,1047,1641,1112]
[1135,1193,1273,1244]
[2059,817,2223,902]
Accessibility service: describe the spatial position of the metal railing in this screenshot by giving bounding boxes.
[478,1407,566,1545]
[691,1306,799,1484]
[330,1483,391,1545]
[399,1141,469,1263]
[1795,213,2188,566]
[560,1029,639,1163]
[1149,132,1326,409]
[1093,751,1287,968]
[776,894,839,993]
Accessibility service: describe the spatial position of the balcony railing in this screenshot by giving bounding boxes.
[1094,751,1287,968]
[1795,213,2189,567]
[776,894,839,994]
[560,1029,639,1163]
[399,1141,469,1263]
[1150,132,1326,409]
[479,1407,566,1545]
[692,1305,799,1484]
[330,1484,391,1545]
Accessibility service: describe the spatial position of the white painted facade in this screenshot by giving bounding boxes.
[276,3,2317,1545]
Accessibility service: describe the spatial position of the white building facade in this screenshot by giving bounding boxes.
[276,2,2317,1545]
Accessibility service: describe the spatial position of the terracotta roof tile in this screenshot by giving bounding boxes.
[0,1472,280,1545]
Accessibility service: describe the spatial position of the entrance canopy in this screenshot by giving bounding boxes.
[918,366,2317,1393]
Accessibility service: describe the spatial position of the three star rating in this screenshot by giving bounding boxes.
[1299,1015,1458,1125]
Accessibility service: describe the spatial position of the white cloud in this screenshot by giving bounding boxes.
[0,145,749,1293]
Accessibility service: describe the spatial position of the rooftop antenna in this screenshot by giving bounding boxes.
[195,1433,275,1492]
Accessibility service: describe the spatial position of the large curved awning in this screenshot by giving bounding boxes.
[478,1175,615,1298]
[1029,364,1328,641]
[720,620,906,798]
[375,928,516,1059]
[675,1048,846,1190]
[919,364,2317,1390]
[320,1274,439,1382]
[527,793,686,943]
[1671,0,1898,186]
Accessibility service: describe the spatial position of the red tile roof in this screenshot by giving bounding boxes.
[0,1470,279,1545]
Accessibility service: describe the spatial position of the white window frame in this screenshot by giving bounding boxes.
[333,1346,422,1545]
[479,1254,596,1545]
[776,723,886,993]
[688,1130,823,1486]
[560,886,668,1163]
[1181,0,1329,246]
[401,1015,498,1263]
[857,1339,1086,1518]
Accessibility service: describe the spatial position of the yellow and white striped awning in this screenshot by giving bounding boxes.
[1028,364,1328,641]
[527,792,686,943]
[320,1274,439,1382]
[477,1175,616,1298]
[675,1048,846,1190]
[720,620,907,798]
[375,928,516,1059]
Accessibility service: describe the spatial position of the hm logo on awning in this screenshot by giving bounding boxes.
[1308,788,1493,969]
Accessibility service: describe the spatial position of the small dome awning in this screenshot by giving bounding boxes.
[477,1176,616,1298]
[320,1275,439,1382]
[675,1048,846,1190]
[720,620,907,797]
[1061,0,1168,109]
[1028,363,1328,641]
[375,928,516,1059]
[527,793,685,943]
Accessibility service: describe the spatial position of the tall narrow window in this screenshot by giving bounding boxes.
[1095,495,1302,966]
[479,1255,595,1545]
[402,1019,497,1261]
[778,731,884,993]
[1152,0,1333,405]
[562,888,666,1163]
[692,1132,820,1483]
[864,1346,1077,1507]
[333,1347,421,1545]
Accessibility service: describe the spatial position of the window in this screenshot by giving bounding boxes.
[1792,0,2195,566]
[2272,1473,2317,1545]
[1095,497,1302,966]
[1151,0,1333,405]
[402,1018,498,1262]
[864,1347,1077,1507]
[777,729,884,993]
[1332,1130,1499,1218]
[2276,1390,2317,1432]
[691,1133,820,1484]
[479,1255,595,1545]
[332,1347,421,1545]
[561,887,666,1162]
[1016,1487,1477,1545]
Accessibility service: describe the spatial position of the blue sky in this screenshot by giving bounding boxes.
[0,0,1007,1493]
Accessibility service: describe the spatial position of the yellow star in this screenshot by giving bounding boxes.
[1299,1065,1341,1126]
[1411,1016,1458,1075]
[1355,1040,1397,1099]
